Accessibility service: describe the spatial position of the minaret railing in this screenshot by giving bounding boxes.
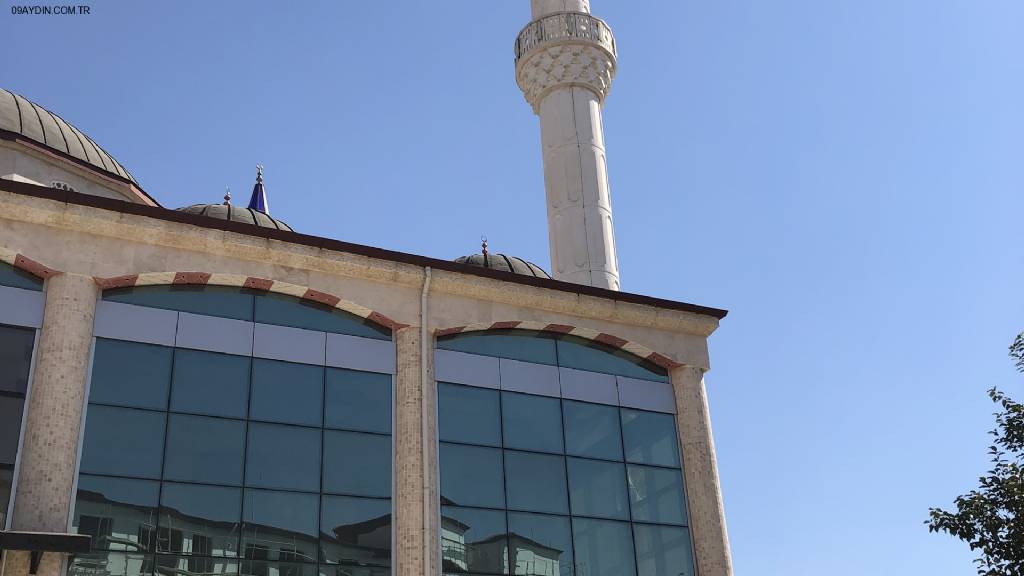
[514,11,616,63]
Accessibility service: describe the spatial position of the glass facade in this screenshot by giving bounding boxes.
[71,288,393,576]
[437,333,691,576]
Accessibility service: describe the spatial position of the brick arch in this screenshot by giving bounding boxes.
[94,271,407,331]
[434,321,682,370]
[0,246,61,280]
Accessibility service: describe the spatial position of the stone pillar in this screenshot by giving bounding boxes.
[8,273,98,576]
[516,2,621,290]
[393,327,439,576]
[671,365,733,576]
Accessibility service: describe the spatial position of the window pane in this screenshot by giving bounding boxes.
[74,475,159,552]
[159,483,242,557]
[242,559,318,576]
[441,506,508,575]
[250,360,323,427]
[439,444,504,508]
[504,452,567,515]
[0,262,42,291]
[501,393,562,454]
[438,384,500,447]
[626,466,687,526]
[104,285,254,321]
[319,495,391,566]
[322,431,391,498]
[633,525,693,576]
[571,518,635,576]
[0,396,25,465]
[0,468,13,532]
[164,414,245,485]
[507,512,573,576]
[68,552,153,576]
[242,489,319,563]
[620,410,680,468]
[80,405,166,479]
[171,349,250,419]
[563,401,622,461]
[319,565,389,576]
[566,459,628,520]
[555,336,667,383]
[155,555,240,575]
[246,423,321,492]
[254,293,390,340]
[0,324,34,393]
[437,330,557,366]
[90,339,173,411]
[325,369,391,434]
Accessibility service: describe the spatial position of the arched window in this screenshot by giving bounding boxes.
[70,285,394,576]
[435,330,692,576]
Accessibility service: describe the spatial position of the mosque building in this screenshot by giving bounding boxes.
[0,2,733,576]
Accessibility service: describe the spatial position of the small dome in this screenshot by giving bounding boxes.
[176,203,293,231]
[455,253,550,279]
[0,88,138,185]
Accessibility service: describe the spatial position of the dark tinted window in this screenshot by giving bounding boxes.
[319,495,391,567]
[504,452,567,515]
[0,468,11,528]
[254,293,390,340]
[0,262,43,291]
[437,384,500,447]
[170,350,250,419]
[89,339,173,410]
[163,414,245,485]
[621,410,680,468]
[571,518,635,576]
[507,512,573,576]
[437,330,557,365]
[0,324,35,393]
[104,285,254,321]
[245,423,321,492]
[68,552,152,576]
[440,506,508,575]
[324,369,391,434]
[633,524,694,576]
[80,406,166,479]
[626,466,687,526]
[566,458,628,520]
[242,489,319,563]
[250,359,323,427]
[0,396,25,465]
[563,401,622,461]
[439,444,504,508]
[501,393,562,454]
[322,431,391,498]
[73,475,159,552]
[556,335,667,382]
[159,483,242,557]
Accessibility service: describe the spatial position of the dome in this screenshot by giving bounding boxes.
[0,88,138,185]
[455,252,550,279]
[176,203,293,231]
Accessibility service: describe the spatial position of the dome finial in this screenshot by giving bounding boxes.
[223,187,231,206]
[248,164,270,214]
[481,235,489,257]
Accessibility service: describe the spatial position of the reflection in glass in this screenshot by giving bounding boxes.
[571,518,635,576]
[242,490,319,563]
[68,552,153,576]
[240,559,319,576]
[626,466,687,526]
[566,459,629,521]
[325,369,392,434]
[562,401,622,462]
[245,423,321,492]
[437,330,557,366]
[439,444,504,508]
[80,406,166,479]
[74,475,160,552]
[507,512,573,576]
[504,452,567,515]
[250,360,323,427]
[0,261,43,291]
[322,431,391,498]
[438,384,501,447]
[0,396,25,465]
[154,554,240,576]
[104,285,255,321]
[620,410,680,468]
[159,483,242,557]
[555,336,667,382]
[319,495,391,566]
[164,414,245,485]
[441,506,508,575]
[501,393,563,454]
[318,565,389,576]
[171,349,251,419]
[0,323,35,393]
[254,293,391,340]
[90,339,173,411]
[633,524,694,576]
[0,468,11,528]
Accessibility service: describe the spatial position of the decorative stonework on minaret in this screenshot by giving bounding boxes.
[516,0,620,290]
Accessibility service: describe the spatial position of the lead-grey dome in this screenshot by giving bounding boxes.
[176,203,293,231]
[0,88,138,185]
[455,253,550,278]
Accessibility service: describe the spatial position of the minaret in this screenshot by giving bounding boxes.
[516,0,620,290]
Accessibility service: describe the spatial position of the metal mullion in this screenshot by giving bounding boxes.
[496,381,511,575]
[153,312,179,561]
[616,404,640,576]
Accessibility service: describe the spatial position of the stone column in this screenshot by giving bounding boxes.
[8,273,98,576]
[671,365,734,576]
[393,327,439,576]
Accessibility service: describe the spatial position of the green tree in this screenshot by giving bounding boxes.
[926,333,1024,575]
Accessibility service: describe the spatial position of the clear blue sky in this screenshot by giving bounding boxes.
[4,1,1022,573]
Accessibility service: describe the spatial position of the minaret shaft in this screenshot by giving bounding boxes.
[517,1,620,290]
